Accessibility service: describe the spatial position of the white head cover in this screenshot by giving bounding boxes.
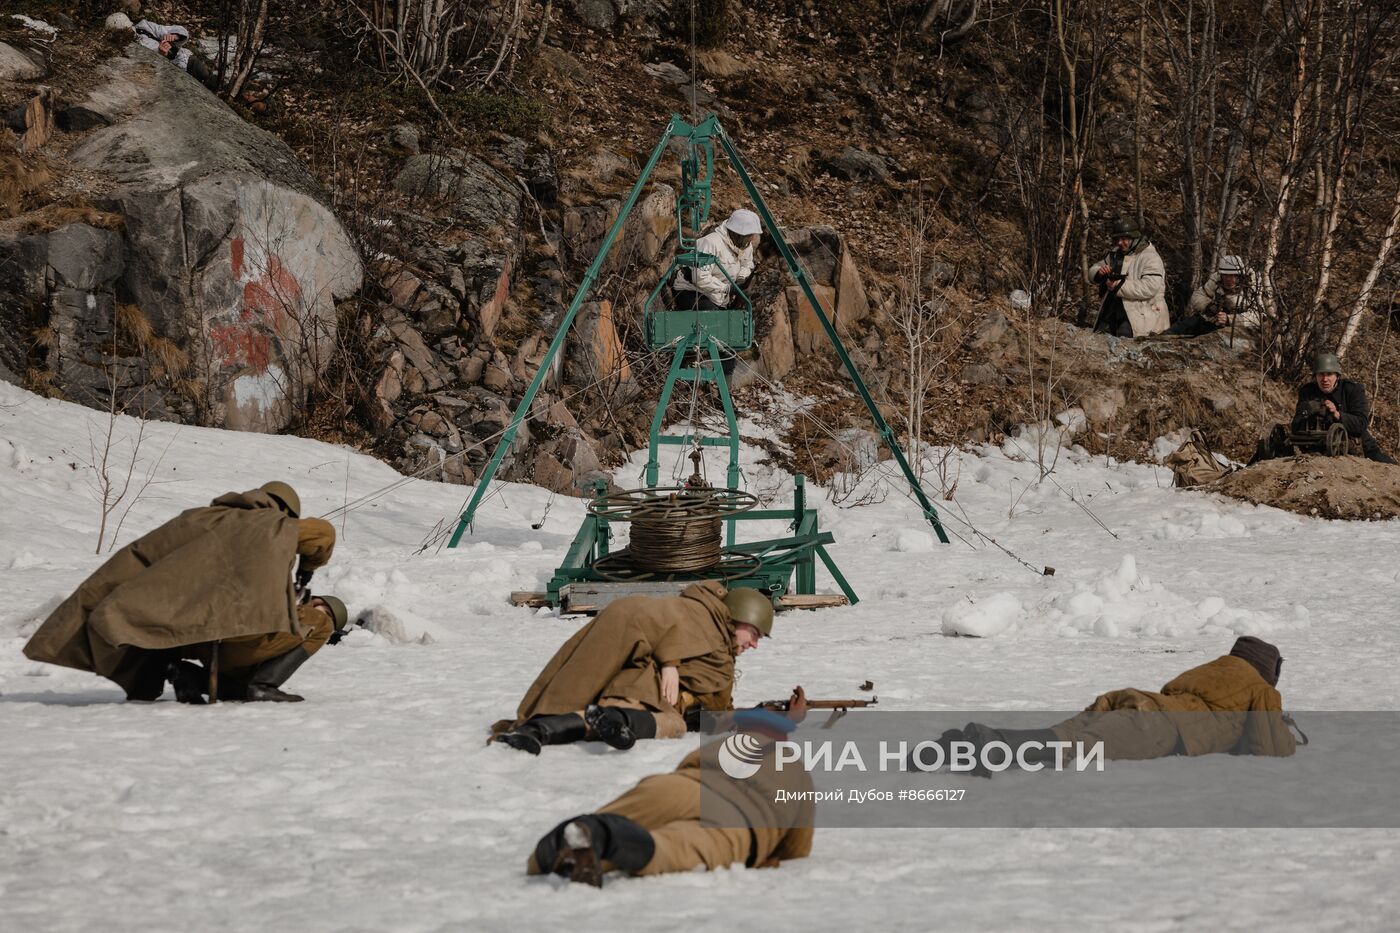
[724,208,761,237]
[1218,254,1245,275]
[105,12,134,30]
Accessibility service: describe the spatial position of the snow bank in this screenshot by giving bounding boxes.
[941,591,1024,637]
[1152,509,1248,541]
[1,381,1395,932]
[942,556,1294,640]
[890,529,935,553]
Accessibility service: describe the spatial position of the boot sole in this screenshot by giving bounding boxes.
[499,733,543,755]
[584,707,636,750]
[555,822,603,887]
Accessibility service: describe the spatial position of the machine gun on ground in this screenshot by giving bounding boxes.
[1283,400,1354,457]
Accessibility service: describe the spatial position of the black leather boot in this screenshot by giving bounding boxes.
[995,727,1064,764]
[499,713,587,755]
[166,660,208,705]
[959,722,1005,777]
[121,649,175,701]
[216,676,250,701]
[585,705,657,750]
[535,813,656,886]
[245,646,311,702]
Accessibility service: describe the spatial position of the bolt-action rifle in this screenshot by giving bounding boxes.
[758,697,879,712]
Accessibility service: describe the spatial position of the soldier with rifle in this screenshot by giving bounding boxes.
[1086,218,1170,337]
[528,697,814,886]
[920,637,1299,777]
[492,584,780,753]
[1166,255,1259,341]
[23,482,345,703]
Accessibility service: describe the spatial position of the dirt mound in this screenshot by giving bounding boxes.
[1213,456,1400,520]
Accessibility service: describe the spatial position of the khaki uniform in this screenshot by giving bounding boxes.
[496,581,737,739]
[191,602,335,673]
[23,491,334,697]
[1052,655,1296,759]
[529,736,814,877]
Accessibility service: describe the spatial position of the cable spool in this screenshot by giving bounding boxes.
[588,486,758,574]
[630,514,722,572]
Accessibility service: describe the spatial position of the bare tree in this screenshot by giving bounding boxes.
[920,0,981,40]
[1338,177,1400,359]
[85,305,180,553]
[214,0,271,100]
[891,193,959,483]
[343,0,528,92]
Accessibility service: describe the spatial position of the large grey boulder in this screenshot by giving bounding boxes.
[46,224,124,290]
[825,147,891,183]
[62,46,363,431]
[572,0,619,32]
[394,150,521,231]
[0,40,46,81]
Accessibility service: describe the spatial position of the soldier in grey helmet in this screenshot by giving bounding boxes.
[1251,353,1396,464]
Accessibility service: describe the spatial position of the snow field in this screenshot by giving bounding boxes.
[1,380,1397,932]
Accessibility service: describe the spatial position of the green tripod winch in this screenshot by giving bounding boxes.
[447,114,948,609]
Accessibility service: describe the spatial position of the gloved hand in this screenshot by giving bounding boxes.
[294,568,314,604]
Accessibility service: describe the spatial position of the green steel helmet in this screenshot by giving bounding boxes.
[259,481,300,517]
[1109,217,1143,240]
[724,587,775,638]
[1313,353,1343,375]
[317,595,349,631]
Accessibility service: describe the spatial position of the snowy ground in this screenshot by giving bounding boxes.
[2,379,1397,932]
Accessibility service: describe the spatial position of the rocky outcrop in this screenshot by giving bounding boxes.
[394,150,521,231]
[2,45,364,431]
[742,224,874,370]
[0,40,46,82]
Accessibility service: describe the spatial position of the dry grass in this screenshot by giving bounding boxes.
[32,326,57,352]
[0,149,54,219]
[24,367,59,398]
[149,336,189,379]
[114,303,154,349]
[12,203,124,234]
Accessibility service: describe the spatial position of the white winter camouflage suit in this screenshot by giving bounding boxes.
[1085,240,1170,336]
[1189,271,1262,330]
[133,20,193,71]
[673,227,755,308]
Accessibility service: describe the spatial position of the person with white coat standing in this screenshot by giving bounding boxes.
[672,208,761,310]
[1086,217,1170,337]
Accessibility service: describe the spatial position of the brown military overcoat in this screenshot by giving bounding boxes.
[1054,655,1297,759]
[527,732,814,877]
[23,489,332,695]
[505,581,737,728]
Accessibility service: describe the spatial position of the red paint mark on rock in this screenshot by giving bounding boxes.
[242,254,302,336]
[210,323,272,370]
[216,247,307,376]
